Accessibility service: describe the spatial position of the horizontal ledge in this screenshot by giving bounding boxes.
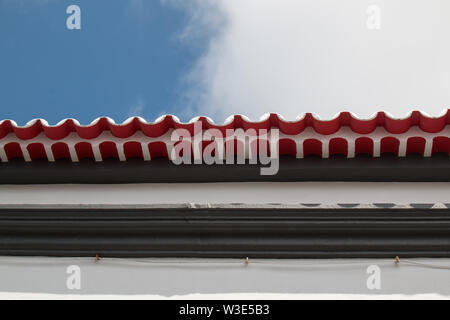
[0,207,449,258]
[1,154,450,184]
[0,203,447,211]
[0,250,449,259]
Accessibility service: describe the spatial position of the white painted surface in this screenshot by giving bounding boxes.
[0,182,450,205]
[0,293,448,300]
[0,257,448,296]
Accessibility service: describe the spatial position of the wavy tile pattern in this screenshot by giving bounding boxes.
[0,110,449,162]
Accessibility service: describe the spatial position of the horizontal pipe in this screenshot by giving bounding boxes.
[0,207,449,258]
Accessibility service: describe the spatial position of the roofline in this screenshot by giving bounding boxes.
[0,154,450,184]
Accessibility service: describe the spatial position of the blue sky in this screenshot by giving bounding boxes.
[0,0,205,125]
[1,0,450,124]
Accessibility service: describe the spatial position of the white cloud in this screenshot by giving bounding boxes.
[163,0,225,43]
[173,0,450,121]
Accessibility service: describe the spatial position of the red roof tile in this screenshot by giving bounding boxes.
[0,110,449,162]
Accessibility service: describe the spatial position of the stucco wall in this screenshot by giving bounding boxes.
[0,182,450,205]
[0,257,448,296]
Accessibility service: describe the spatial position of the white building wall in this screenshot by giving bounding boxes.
[0,257,448,297]
[0,182,449,297]
[0,182,450,205]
